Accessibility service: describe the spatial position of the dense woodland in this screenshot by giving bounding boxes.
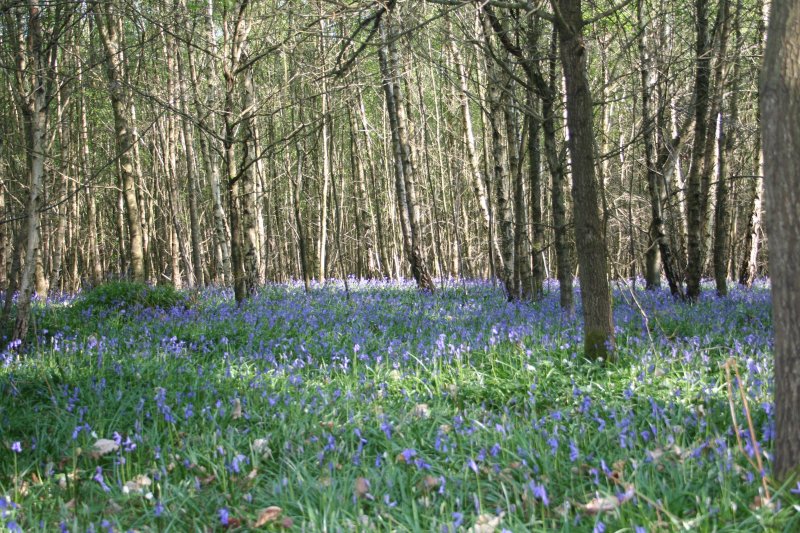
[3,0,800,521]
[0,0,772,343]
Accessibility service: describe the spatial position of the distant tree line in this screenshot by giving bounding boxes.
[0,0,768,355]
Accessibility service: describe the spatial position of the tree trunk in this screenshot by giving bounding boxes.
[378,13,435,292]
[554,0,615,360]
[242,60,261,293]
[93,0,145,283]
[4,2,48,342]
[483,35,515,299]
[222,0,251,303]
[685,0,712,301]
[762,0,800,481]
[544,28,574,313]
[176,46,205,288]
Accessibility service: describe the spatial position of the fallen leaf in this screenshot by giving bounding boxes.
[252,438,271,457]
[418,475,440,493]
[254,506,282,527]
[750,495,774,510]
[280,517,294,528]
[647,448,665,462]
[105,499,123,514]
[123,474,152,494]
[578,484,635,514]
[90,438,119,459]
[247,469,258,481]
[467,512,504,533]
[354,477,373,500]
[224,517,243,529]
[412,403,431,419]
[232,398,243,419]
[198,474,216,486]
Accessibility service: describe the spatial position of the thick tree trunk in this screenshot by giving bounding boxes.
[762,0,800,481]
[2,2,57,343]
[686,0,712,301]
[554,0,615,360]
[222,0,251,303]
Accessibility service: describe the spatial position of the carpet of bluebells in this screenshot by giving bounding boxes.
[1,278,797,532]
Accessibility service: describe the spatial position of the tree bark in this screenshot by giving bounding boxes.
[483,29,516,299]
[3,1,51,343]
[378,12,435,292]
[762,0,800,481]
[553,0,615,360]
[685,0,712,301]
[93,0,145,283]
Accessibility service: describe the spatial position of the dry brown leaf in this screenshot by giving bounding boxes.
[123,474,153,495]
[418,475,440,493]
[647,448,665,462]
[252,438,271,457]
[280,517,294,528]
[90,438,119,459]
[467,512,503,533]
[253,506,282,527]
[223,516,243,529]
[354,477,373,500]
[578,484,635,514]
[232,399,243,420]
[198,474,216,486]
[247,469,258,481]
[412,403,431,419]
[749,495,774,511]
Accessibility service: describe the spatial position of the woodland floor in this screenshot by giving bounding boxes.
[0,279,795,532]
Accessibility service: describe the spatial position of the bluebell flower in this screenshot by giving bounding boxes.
[93,466,110,492]
[529,481,549,506]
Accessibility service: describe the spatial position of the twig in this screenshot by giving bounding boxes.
[723,358,771,502]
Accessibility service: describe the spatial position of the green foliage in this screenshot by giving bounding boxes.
[0,282,789,532]
[72,281,187,313]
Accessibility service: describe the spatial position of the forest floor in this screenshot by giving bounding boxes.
[0,279,795,532]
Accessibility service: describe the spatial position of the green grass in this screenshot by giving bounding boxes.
[0,280,794,532]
